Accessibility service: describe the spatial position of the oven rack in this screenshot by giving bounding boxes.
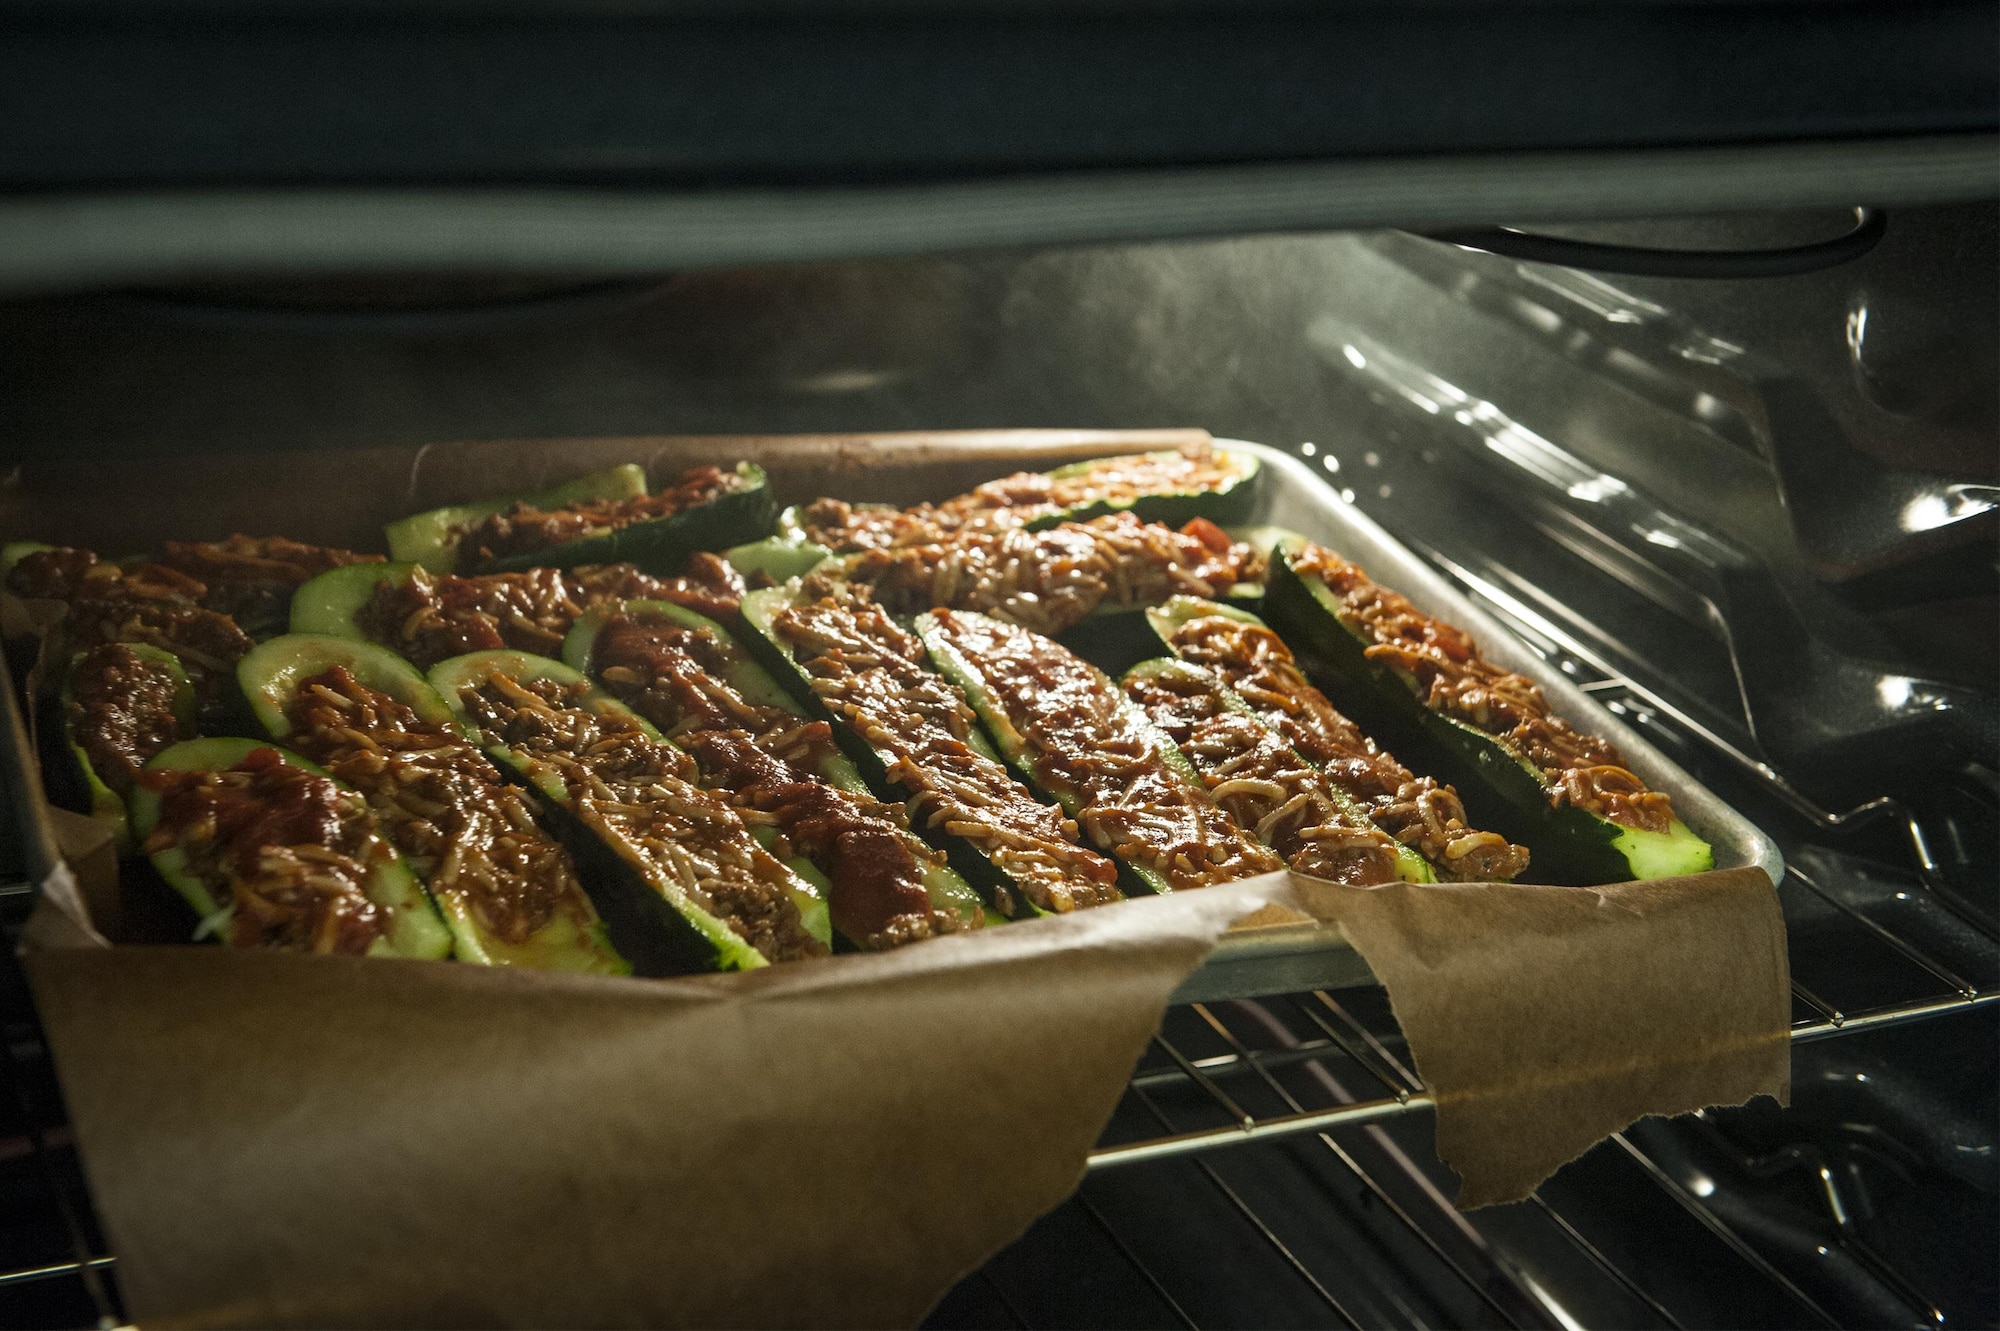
[0,550,1991,1330]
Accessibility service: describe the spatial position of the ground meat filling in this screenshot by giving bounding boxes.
[1289,544,1677,834]
[590,611,963,948]
[797,446,1244,551]
[774,592,1121,915]
[1126,667,1401,887]
[452,671,826,964]
[139,747,391,954]
[9,547,254,729]
[356,556,748,669]
[67,644,189,795]
[455,465,744,571]
[929,611,1282,890]
[1162,611,1529,882]
[159,534,381,633]
[282,666,594,947]
[821,513,1264,638]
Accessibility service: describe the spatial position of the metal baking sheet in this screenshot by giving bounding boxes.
[0,429,1781,996]
[1173,439,1783,1004]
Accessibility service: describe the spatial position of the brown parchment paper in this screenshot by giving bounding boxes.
[1296,869,1791,1208]
[25,873,1295,1330]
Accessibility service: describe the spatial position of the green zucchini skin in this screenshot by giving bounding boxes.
[238,634,630,973]
[1262,547,1713,884]
[479,463,777,576]
[55,643,196,852]
[563,600,988,939]
[737,586,1068,920]
[428,649,832,970]
[1020,447,1263,531]
[725,534,833,583]
[385,463,648,573]
[288,562,417,638]
[127,737,454,959]
[1120,657,1434,884]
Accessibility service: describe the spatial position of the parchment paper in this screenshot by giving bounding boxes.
[1295,869,1790,1208]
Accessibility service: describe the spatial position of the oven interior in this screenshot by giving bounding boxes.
[0,203,1993,1329]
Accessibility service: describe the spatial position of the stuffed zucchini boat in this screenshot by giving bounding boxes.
[387,462,775,576]
[238,634,630,973]
[787,444,1262,552]
[128,737,452,958]
[1147,595,1530,883]
[917,609,1282,895]
[564,599,987,948]
[52,642,196,850]
[1122,658,1432,886]
[819,511,1263,637]
[1263,542,1713,883]
[289,557,746,667]
[739,584,1123,918]
[429,650,830,969]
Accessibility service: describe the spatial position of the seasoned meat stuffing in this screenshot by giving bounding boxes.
[449,669,826,964]
[927,611,1282,890]
[159,534,381,633]
[455,465,744,571]
[797,446,1245,552]
[1160,605,1529,881]
[66,644,190,796]
[356,556,745,669]
[1288,544,1677,834]
[1126,665,1402,886]
[588,607,968,949]
[282,666,606,955]
[9,546,254,729]
[774,590,1121,915]
[821,513,1263,637]
[139,746,391,954]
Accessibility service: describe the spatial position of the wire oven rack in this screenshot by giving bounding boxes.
[0,545,1991,1330]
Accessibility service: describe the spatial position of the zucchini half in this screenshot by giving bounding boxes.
[1121,658,1433,884]
[288,561,418,638]
[1262,546,1713,884]
[238,634,630,973]
[387,462,777,577]
[385,463,648,573]
[738,585,1117,918]
[56,643,196,852]
[127,737,453,959]
[429,649,831,970]
[1019,447,1263,530]
[915,608,1284,895]
[562,599,988,940]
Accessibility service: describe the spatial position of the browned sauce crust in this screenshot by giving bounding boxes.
[283,666,596,947]
[451,671,825,963]
[928,611,1282,890]
[774,590,1121,914]
[1160,609,1530,881]
[1290,544,1675,833]
[798,446,1241,552]
[159,534,382,630]
[591,610,965,949]
[357,556,746,669]
[139,746,391,954]
[66,643,190,796]
[824,513,1262,637]
[456,465,744,572]
[1125,666,1401,886]
[9,546,254,729]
